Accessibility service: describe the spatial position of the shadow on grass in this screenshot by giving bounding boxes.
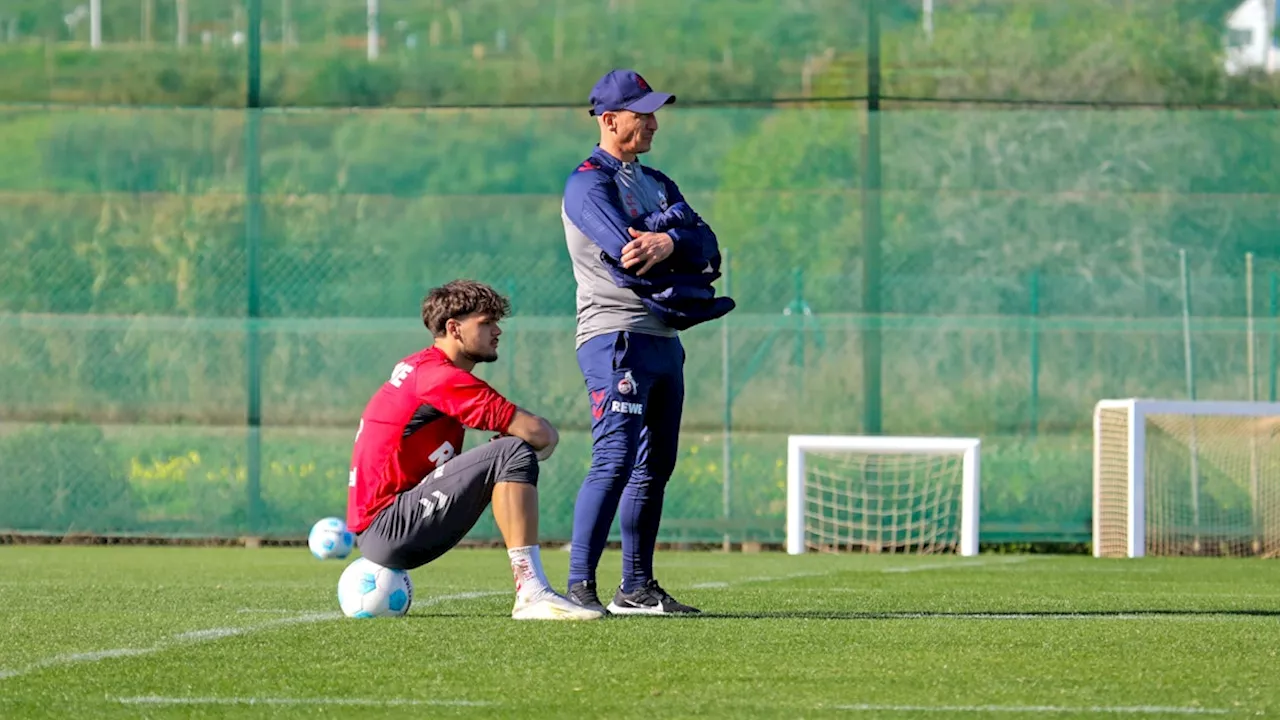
[405,609,1280,620]
[677,609,1280,620]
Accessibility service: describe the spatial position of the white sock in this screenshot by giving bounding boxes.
[508,545,552,599]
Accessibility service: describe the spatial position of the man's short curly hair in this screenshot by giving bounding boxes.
[421,280,511,337]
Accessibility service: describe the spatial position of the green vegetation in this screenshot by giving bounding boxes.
[0,0,1276,107]
[0,425,135,533]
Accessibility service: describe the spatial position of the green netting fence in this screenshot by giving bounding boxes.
[3,102,1278,545]
[3,0,1280,546]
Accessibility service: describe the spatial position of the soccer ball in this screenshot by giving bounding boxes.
[308,517,354,560]
[337,557,414,618]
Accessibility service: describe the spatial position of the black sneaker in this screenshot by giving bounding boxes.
[606,579,701,615]
[567,580,609,615]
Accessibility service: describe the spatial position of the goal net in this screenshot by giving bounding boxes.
[786,435,980,556]
[1093,399,1280,558]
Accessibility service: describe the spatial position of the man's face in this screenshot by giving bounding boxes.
[607,110,659,156]
[447,313,501,364]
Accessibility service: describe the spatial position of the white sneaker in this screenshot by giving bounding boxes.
[511,590,605,621]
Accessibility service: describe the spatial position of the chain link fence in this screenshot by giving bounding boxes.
[3,0,1280,545]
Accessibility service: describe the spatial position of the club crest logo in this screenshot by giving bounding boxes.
[617,371,637,396]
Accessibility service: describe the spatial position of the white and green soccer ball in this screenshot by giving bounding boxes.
[337,557,413,618]
[308,517,354,560]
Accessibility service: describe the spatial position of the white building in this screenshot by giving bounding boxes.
[1225,0,1280,75]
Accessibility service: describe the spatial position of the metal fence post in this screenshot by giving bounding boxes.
[791,266,806,367]
[1028,271,1041,437]
[719,249,733,551]
[1271,272,1278,403]
[861,0,883,436]
[505,277,518,392]
[244,0,265,534]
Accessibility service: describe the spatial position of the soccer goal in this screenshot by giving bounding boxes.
[1093,399,1280,558]
[785,435,981,556]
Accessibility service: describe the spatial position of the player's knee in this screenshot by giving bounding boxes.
[631,458,675,486]
[493,436,540,487]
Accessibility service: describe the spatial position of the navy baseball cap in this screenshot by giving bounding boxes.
[588,69,676,116]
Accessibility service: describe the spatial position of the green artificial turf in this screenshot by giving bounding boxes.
[1,546,1277,719]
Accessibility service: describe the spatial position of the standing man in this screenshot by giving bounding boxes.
[560,69,734,616]
[348,279,602,621]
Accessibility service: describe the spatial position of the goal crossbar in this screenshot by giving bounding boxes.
[786,434,981,557]
[1094,399,1280,417]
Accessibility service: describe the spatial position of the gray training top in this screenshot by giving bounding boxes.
[561,153,679,349]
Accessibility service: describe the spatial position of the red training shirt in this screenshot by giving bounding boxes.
[346,346,517,533]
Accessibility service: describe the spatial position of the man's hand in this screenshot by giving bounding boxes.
[621,228,674,276]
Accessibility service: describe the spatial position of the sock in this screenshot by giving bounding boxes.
[508,545,552,599]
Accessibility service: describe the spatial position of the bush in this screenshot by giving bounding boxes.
[300,58,402,107]
[0,424,136,534]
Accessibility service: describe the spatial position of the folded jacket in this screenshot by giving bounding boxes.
[562,147,736,331]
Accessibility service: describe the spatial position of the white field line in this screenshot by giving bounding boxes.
[107,699,1238,714]
[0,611,335,681]
[834,704,1232,715]
[421,591,507,605]
[0,591,503,681]
[819,611,1264,621]
[233,589,508,614]
[881,556,1036,573]
[687,556,1040,589]
[690,571,828,589]
[108,699,1235,714]
[795,588,1280,602]
[235,608,300,614]
[114,695,494,708]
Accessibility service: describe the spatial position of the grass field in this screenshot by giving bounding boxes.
[1,546,1278,719]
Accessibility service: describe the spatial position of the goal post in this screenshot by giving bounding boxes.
[786,435,981,557]
[1093,398,1280,558]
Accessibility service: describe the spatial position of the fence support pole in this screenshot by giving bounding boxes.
[505,277,518,391]
[1179,250,1200,550]
[791,267,806,366]
[245,0,265,534]
[1028,271,1041,437]
[1271,273,1278,403]
[861,0,883,435]
[90,0,102,48]
[720,248,733,552]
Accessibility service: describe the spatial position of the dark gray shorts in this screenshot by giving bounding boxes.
[356,436,539,570]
